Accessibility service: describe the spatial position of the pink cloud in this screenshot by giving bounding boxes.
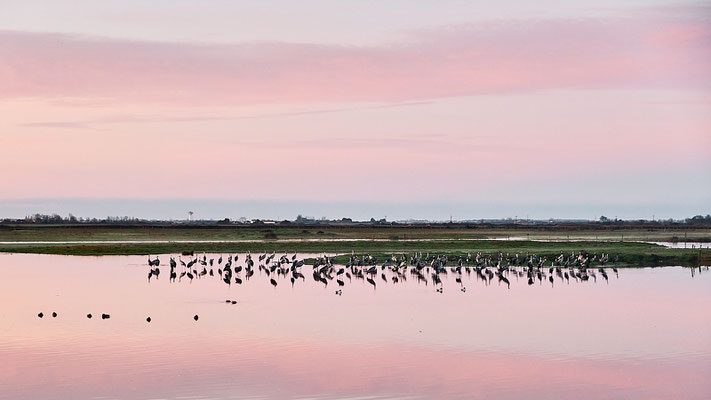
[0,6,709,106]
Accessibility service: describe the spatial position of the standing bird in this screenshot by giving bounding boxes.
[497,273,510,289]
[148,256,160,267]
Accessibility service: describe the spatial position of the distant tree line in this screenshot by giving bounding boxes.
[1,213,709,227]
[598,214,711,225]
[4,213,148,224]
[685,215,711,225]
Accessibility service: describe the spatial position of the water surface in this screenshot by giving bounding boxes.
[0,253,709,399]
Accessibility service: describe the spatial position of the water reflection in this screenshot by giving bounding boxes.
[0,253,709,399]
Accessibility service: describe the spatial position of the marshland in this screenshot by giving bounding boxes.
[1,221,710,399]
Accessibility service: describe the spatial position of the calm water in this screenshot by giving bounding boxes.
[0,253,709,399]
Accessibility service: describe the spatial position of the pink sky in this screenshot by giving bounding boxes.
[0,1,709,219]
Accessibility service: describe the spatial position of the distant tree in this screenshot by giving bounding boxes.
[685,215,711,225]
[599,216,610,222]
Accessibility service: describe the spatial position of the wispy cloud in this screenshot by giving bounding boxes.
[17,101,434,129]
[21,121,100,130]
[1,5,708,106]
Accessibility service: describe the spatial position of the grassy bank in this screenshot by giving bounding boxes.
[1,224,710,242]
[1,224,708,266]
[0,237,707,267]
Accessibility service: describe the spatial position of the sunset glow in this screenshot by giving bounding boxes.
[1,0,709,219]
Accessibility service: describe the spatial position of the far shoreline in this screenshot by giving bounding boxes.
[1,224,708,267]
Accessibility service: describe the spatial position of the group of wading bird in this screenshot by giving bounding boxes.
[146,250,620,294]
[37,310,199,323]
[37,251,619,322]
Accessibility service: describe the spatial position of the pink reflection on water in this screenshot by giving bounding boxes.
[1,333,709,399]
[0,253,710,399]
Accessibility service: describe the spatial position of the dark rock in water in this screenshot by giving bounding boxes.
[87,314,92,319]
[52,312,57,318]
[146,317,151,323]
[101,314,110,319]
[37,312,44,318]
[225,300,231,303]
[193,314,199,321]
[231,300,237,304]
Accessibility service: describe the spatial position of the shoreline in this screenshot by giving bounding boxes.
[1,225,708,266]
[1,239,707,267]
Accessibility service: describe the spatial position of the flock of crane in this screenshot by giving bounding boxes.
[36,251,619,322]
[146,251,620,293]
